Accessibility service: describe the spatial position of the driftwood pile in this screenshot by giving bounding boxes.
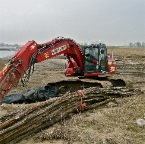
[0,87,141,143]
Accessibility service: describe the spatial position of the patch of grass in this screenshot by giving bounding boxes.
[107,47,145,60]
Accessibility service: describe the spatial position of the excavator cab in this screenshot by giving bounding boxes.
[84,44,108,76]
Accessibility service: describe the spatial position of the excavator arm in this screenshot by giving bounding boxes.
[0,37,84,100]
[36,37,84,74]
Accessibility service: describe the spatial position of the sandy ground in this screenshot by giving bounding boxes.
[0,47,145,143]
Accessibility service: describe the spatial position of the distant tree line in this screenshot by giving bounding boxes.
[129,42,145,47]
[0,43,21,48]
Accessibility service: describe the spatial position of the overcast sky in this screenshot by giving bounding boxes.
[0,0,145,45]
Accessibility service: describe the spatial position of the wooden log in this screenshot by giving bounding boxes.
[0,87,142,143]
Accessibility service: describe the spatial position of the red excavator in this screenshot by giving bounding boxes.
[0,37,125,100]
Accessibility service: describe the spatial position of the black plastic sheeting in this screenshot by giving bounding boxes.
[0,85,59,104]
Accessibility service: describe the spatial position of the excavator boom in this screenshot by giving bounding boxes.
[0,38,84,100]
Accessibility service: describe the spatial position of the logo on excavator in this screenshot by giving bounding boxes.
[110,66,115,72]
[30,44,36,50]
[52,45,66,55]
[44,52,49,58]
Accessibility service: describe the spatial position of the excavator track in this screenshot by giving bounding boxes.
[79,77,126,87]
[0,78,126,104]
[45,78,126,96]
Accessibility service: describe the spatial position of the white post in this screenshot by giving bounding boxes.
[112,52,114,59]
